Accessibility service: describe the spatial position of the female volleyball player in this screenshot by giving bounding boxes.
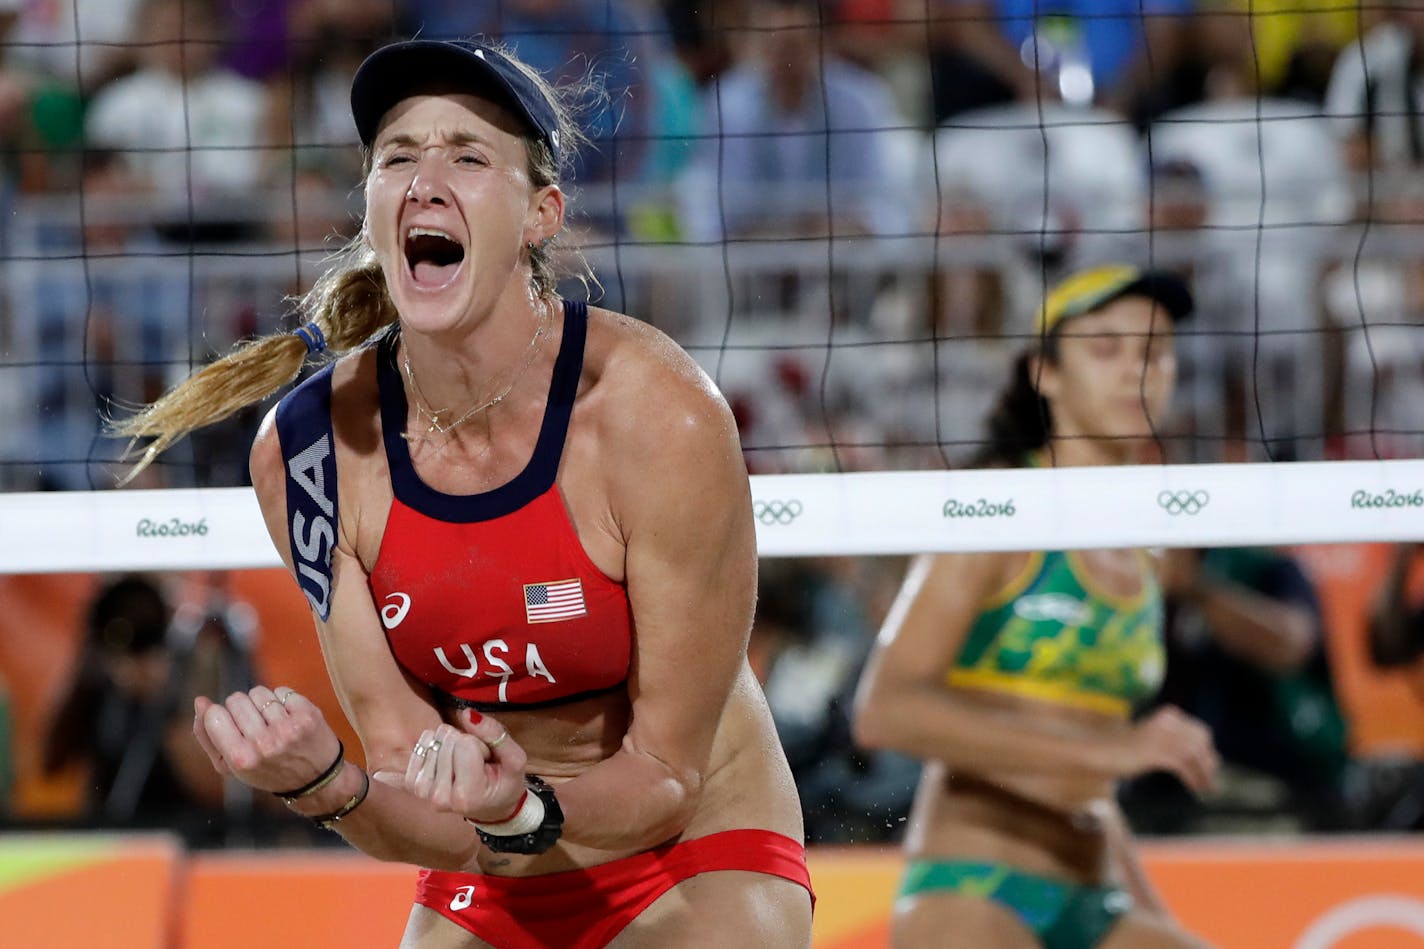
[118,38,812,948]
[853,265,1218,949]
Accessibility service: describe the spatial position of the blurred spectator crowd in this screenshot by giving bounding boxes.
[1,0,1424,845]
[0,0,1421,487]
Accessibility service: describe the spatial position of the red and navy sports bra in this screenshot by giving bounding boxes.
[275,301,633,712]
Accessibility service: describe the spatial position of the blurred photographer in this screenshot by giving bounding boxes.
[42,574,235,844]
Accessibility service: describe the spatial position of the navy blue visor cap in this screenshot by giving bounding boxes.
[351,39,561,165]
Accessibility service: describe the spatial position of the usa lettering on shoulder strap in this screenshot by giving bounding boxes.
[274,366,340,619]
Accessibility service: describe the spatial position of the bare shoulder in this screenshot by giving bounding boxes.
[247,348,376,517]
[926,549,1027,586]
[249,405,284,510]
[900,548,1034,616]
[582,306,738,453]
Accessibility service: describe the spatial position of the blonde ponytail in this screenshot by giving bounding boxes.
[113,240,397,481]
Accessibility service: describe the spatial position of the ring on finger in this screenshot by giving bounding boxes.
[260,699,281,713]
[486,730,509,750]
[276,689,293,706]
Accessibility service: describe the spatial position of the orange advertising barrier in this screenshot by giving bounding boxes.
[177,840,1424,949]
[180,851,417,948]
[0,833,181,949]
[4,835,1424,947]
[1145,839,1424,949]
[808,841,1424,949]
[807,848,900,948]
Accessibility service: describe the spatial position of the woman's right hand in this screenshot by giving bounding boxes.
[404,712,529,824]
[1118,705,1220,794]
[192,685,342,794]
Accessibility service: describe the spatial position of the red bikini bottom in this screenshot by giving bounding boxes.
[414,829,814,948]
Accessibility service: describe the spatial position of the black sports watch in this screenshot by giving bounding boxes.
[473,775,564,855]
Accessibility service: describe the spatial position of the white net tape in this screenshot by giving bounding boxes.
[5,459,1423,574]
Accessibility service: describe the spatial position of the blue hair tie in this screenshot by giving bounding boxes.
[293,322,327,355]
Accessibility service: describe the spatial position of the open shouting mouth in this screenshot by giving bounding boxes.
[404,226,466,290]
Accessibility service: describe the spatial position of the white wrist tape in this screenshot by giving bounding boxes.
[473,791,545,836]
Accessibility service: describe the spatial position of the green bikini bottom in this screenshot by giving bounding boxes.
[898,860,1133,949]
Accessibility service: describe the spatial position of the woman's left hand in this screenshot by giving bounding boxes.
[404,711,528,823]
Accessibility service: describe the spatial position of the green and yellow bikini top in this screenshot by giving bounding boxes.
[948,549,1165,718]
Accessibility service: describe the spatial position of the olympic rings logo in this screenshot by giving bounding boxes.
[753,500,803,525]
[1157,490,1209,516]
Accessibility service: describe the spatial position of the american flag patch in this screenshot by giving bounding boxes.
[523,578,587,623]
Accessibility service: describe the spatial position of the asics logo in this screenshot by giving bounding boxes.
[381,593,411,629]
[450,885,475,911]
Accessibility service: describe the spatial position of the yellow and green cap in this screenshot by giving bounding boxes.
[1035,264,1193,336]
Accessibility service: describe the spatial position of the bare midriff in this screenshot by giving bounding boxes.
[459,667,803,877]
[905,688,1128,884]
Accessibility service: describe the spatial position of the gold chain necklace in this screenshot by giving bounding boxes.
[400,307,550,442]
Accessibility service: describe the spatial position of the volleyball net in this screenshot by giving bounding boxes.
[0,1,1422,569]
[7,4,1424,895]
